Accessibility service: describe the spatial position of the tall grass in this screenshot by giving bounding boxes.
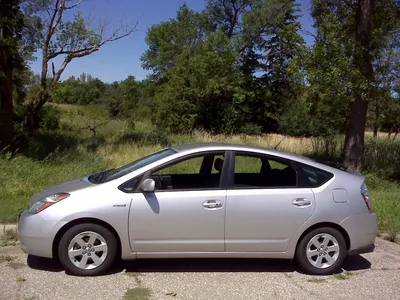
[0,104,399,231]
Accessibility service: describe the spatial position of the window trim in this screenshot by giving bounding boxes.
[227,151,304,190]
[118,175,143,194]
[136,150,230,193]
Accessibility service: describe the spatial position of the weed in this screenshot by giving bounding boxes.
[23,297,37,300]
[307,278,327,283]
[333,273,348,280]
[0,255,14,263]
[125,272,145,286]
[166,291,178,297]
[387,230,399,243]
[1,228,18,246]
[124,287,151,300]
[333,271,357,280]
[16,276,26,282]
[283,273,293,278]
[7,262,26,270]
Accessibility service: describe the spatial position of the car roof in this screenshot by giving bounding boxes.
[172,142,312,163]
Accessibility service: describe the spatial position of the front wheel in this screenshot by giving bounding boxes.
[295,227,347,275]
[58,223,117,276]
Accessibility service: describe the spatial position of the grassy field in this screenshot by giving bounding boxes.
[0,104,399,237]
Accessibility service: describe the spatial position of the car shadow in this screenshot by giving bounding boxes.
[26,254,372,276]
[121,258,296,274]
[341,255,372,272]
[27,255,64,272]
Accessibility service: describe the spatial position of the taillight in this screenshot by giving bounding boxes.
[361,183,372,213]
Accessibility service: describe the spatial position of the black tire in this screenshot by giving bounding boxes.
[295,227,347,275]
[58,223,117,276]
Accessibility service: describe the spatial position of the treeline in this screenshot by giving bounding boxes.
[50,73,153,119]
[58,1,399,140]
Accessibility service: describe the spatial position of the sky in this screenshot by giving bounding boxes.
[29,0,315,83]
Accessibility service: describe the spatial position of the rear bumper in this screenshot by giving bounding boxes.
[340,213,378,252]
[348,243,375,256]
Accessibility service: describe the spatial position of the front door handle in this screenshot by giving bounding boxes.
[203,200,223,209]
[292,198,311,207]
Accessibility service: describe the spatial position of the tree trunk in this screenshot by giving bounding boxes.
[373,96,379,138]
[0,0,14,151]
[343,93,368,169]
[0,69,14,151]
[343,0,374,170]
[23,91,49,136]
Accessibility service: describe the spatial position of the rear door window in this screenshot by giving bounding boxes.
[233,154,297,188]
[300,164,333,187]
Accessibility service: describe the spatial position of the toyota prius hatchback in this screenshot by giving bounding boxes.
[17,143,378,276]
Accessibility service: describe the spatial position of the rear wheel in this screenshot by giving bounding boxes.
[295,227,346,275]
[58,223,117,276]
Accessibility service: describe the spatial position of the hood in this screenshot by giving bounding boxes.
[30,177,93,206]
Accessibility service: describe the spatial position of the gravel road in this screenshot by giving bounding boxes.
[1,238,399,300]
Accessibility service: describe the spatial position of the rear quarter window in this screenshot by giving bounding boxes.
[300,164,333,187]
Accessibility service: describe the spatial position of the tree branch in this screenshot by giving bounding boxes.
[65,0,85,10]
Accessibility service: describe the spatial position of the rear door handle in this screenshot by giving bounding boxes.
[292,198,311,207]
[203,200,223,209]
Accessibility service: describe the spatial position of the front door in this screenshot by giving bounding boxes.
[129,152,227,252]
[225,152,315,252]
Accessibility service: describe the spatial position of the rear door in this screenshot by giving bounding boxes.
[225,152,315,252]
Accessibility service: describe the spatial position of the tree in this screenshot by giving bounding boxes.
[0,0,24,151]
[370,28,400,136]
[143,1,306,134]
[252,0,305,132]
[343,0,400,169]
[308,0,399,169]
[23,0,137,135]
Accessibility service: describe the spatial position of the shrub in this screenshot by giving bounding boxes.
[239,123,263,136]
[38,105,61,130]
[13,104,61,132]
[363,137,400,181]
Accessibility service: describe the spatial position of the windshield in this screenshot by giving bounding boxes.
[88,148,176,183]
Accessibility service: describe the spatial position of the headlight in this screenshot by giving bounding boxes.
[29,193,70,214]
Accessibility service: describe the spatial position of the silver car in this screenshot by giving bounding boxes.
[17,143,377,276]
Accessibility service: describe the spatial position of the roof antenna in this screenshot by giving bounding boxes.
[273,136,285,150]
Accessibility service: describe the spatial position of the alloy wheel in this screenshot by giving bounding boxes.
[68,231,108,270]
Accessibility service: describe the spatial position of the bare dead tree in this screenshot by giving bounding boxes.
[81,121,107,137]
[24,0,138,135]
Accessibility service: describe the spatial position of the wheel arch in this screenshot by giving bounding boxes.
[295,222,351,252]
[52,218,122,261]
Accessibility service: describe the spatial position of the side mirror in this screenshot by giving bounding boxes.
[140,178,155,192]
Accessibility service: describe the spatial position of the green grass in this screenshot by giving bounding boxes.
[0,152,109,222]
[365,174,400,234]
[1,103,399,239]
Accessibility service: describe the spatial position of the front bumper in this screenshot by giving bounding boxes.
[18,209,66,258]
